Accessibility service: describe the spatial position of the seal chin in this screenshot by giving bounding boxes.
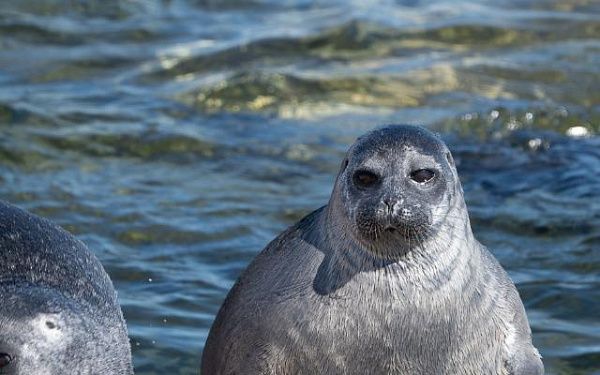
[384,225,397,233]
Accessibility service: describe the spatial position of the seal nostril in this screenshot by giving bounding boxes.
[383,199,397,214]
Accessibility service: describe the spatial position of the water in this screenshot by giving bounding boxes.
[0,0,599,373]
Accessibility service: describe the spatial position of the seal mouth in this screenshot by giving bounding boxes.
[384,226,397,233]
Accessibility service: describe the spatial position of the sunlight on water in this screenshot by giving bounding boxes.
[0,0,599,374]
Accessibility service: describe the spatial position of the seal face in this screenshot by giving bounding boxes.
[334,126,456,259]
[202,125,544,375]
[0,201,133,374]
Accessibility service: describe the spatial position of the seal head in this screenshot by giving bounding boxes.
[328,125,461,260]
[0,285,130,374]
[0,201,133,374]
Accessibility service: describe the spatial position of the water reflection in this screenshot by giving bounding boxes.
[0,0,598,374]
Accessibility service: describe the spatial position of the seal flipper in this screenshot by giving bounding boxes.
[504,320,544,375]
[506,353,544,375]
[503,282,544,374]
[312,238,393,295]
[313,250,355,295]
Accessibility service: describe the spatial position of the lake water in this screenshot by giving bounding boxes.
[0,0,599,373]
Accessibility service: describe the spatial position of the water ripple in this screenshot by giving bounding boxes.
[0,0,598,373]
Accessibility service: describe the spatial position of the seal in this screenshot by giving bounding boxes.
[0,200,133,374]
[201,125,543,374]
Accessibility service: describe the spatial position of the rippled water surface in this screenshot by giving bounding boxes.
[1,0,599,373]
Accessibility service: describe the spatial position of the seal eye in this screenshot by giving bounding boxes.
[353,170,379,188]
[410,169,435,183]
[0,353,12,368]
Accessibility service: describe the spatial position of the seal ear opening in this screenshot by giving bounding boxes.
[446,152,454,167]
[341,158,349,172]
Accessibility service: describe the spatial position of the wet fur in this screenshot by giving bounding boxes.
[202,125,543,374]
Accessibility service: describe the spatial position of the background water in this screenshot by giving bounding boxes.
[0,0,599,373]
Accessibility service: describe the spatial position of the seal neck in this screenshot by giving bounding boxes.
[314,200,476,295]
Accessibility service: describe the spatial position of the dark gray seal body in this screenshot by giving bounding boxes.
[202,125,543,374]
[0,201,133,374]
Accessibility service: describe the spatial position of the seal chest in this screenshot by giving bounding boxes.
[202,125,543,375]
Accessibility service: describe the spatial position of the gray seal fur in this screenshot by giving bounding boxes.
[202,125,543,374]
[0,201,133,374]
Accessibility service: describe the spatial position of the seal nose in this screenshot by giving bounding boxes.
[381,196,420,228]
[382,197,404,215]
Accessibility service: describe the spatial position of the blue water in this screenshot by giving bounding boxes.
[0,0,599,373]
